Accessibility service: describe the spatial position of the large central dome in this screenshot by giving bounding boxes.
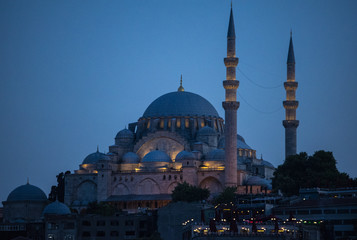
[143,91,220,118]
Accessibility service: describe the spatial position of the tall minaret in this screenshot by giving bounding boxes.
[283,32,299,158]
[223,6,239,187]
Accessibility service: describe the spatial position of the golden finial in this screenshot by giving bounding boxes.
[178,74,184,92]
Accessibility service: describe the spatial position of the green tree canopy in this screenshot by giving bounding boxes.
[171,182,210,202]
[213,187,237,205]
[273,150,357,196]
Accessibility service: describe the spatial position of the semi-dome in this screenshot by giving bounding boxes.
[245,176,272,189]
[142,91,220,118]
[142,150,171,163]
[7,183,47,202]
[122,152,140,163]
[42,200,71,216]
[218,134,252,150]
[115,128,134,144]
[206,149,225,161]
[197,126,217,136]
[262,160,274,168]
[175,151,195,162]
[82,149,110,165]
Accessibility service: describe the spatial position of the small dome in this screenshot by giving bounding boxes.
[245,176,272,189]
[262,160,274,168]
[7,183,47,202]
[122,152,140,163]
[115,129,134,145]
[197,126,217,136]
[142,150,171,163]
[82,150,110,165]
[43,201,71,216]
[175,151,195,162]
[206,149,225,161]
[218,134,252,150]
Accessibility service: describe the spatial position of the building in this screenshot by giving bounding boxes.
[64,5,278,213]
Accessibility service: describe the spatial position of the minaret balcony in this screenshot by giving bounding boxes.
[224,57,238,67]
[283,120,299,128]
[222,101,240,110]
[284,82,298,91]
[223,80,239,90]
[283,100,299,109]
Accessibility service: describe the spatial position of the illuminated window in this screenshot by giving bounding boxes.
[176,119,181,128]
[160,119,164,128]
[201,121,205,128]
[168,119,171,128]
[185,118,189,128]
[147,120,150,129]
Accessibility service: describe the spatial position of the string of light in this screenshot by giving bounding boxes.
[238,67,282,89]
[237,92,283,114]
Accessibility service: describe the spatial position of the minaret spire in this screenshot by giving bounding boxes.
[223,5,239,187]
[283,32,299,158]
[178,74,184,92]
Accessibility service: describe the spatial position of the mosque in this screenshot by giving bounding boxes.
[62,6,298,212]
[2,6,299,218]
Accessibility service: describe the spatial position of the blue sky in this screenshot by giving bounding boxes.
[0,0,356,204]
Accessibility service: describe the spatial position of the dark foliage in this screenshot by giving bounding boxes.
[213,187,237,204]
[86,201,116,216]
[48,171,71,202]
[273,151,357,196]
[171,182,210,202]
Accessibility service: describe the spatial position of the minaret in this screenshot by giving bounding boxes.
[223,6,239,187]
[283,32,299,158]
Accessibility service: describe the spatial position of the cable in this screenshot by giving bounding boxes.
[238,68,282,89]
[237,92,283,114]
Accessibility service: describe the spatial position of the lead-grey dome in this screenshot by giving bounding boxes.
[115,129,134,145]
[142,91,220,118]
[142,150,171,163]
[218,134,252,150]
[7,183,47,202]
[197,126,217,136]
[122,152,140,163]
[175,151,195,162]
[245,176,272,189]
[206,149,225,161]
[42,200,71,216]
[82,150,110,164]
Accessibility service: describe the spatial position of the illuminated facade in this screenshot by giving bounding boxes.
[64,7,275,212]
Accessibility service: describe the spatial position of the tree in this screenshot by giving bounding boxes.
[48,170,71,202]
[273,150,357,196]
[86,201,116,216]
[213,187,237,205]
[171,182,210,202]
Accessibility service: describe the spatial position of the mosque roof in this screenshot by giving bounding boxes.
[7,183,47,202]
[175,151,195,162]
[42,200,71,216]
[142,91,220,118]
[122,152,140,163]
[115,128,134,140]
[82,149,110,164]
[197,126,217,136]
[206,149,225,161]
[218,134,252,150]
[142,150,172,163]
[245,176,272,189]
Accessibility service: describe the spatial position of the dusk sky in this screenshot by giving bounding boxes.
[0,0,356,205]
